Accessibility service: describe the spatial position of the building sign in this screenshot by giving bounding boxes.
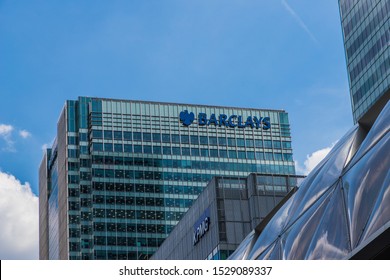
[180,110,270,130]
[193,208,211,246]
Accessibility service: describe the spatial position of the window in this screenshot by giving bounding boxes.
[124,132,132,141]
[104,143,113,152]
[68,149,79,158]
[143,133,151,142]
[264,140,272,149]
[210,149,218,157]
[200,136,208,145]
[200,149,209,157]
[238,151,246,159]
[190,136,199,145]
[265,152,273,160]
[282,141,292,149]
[256,152,264,160]
[162,134,171,143]
[152,133,161,142]
[114,131,122,140]
[114,144,123,152]
[133,132,142,141]
[283,153,293,161]
[255,139,263,148]
[172,147,181,155]
[92,130,103,139]
[209,137,217,145]
[163,147,171,155]
[219,150,228,158]
[274,153,283,161]
[143,146,152,154]
[228,150,237,158]
[218,137,226,146]
[134,145,142,153]
[246,139,254,147]
[247,151,255,159]
[274,141,281,149]
[79,133,87,142]
[80,146,88,155]
[153,146,162,154]
[68,136,77,145]
[237,138,245,147]
[228,138,236,146]
[182,147,190,156]
[104,130,113,139]
[181,135,189,144]
[191,148,200,156]
[171,134,180,143]
[124,144,132,153]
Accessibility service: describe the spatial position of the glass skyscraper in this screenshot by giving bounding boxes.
[39,97,296,260]
[339,0,390,124]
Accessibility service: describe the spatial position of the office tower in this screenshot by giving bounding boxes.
[339,0,390,125]
[39,97,296,260]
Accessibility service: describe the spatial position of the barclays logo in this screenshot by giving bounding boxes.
[179,110,195,126]
[179,110,271,130]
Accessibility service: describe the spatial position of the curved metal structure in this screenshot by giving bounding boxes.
[230,101,390,260]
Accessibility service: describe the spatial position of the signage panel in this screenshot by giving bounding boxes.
[180,110,271,130]
[193,208,211,246]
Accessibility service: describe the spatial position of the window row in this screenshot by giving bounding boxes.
[69,196,194,210]
[342,0,375,38]
[93,250,151,260]
[352,55,389,105]
[90,209,185,221]
[346,0,390,59]
[91,169,221,182]
[349,30,390,83]
[70,223,175,237]
[90,182,205,195]
[92,156,293,171]
[90,129,291,148]
[90,143,293,160]
[94,236,165,247]
[69,164,295,185]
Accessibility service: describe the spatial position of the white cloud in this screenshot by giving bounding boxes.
[19,130,32,139]
[0,124,13,136]
[281,0,319,44]
[0,171,38,259]
[0,124,32,151]
[296,142,336,175]
[0,124,15,151]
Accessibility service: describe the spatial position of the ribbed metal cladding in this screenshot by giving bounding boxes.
[38,152,49,260]
[57,105,69,260]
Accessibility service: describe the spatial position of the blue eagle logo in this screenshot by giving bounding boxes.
[179,110,195,126]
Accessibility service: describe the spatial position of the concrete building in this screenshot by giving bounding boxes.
[152,173,304,260]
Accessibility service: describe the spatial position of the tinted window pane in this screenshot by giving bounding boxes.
[133,132,142,141]
[104,130,113,139]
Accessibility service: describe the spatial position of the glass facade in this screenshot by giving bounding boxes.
[339,0,390,122]
[40,97,296,260]
[229,100,390,260]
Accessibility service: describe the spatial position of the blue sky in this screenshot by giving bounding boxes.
[0,0,353,258]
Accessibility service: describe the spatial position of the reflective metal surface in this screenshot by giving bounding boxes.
[230,101,390,260]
